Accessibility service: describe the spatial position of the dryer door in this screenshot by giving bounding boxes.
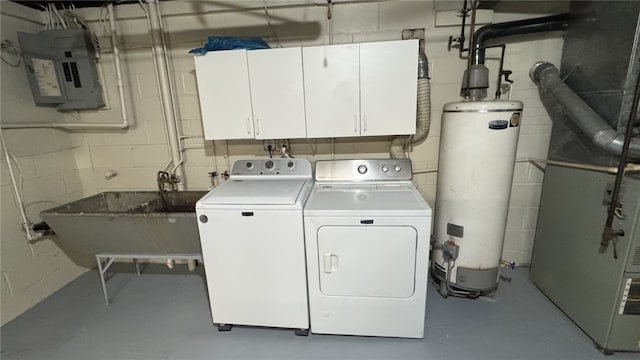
[317,225,417,298]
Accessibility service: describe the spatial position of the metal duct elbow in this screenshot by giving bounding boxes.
[418,50,429,79]
[530,61,640,158]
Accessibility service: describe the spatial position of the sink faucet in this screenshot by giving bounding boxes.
[157,171,179,192]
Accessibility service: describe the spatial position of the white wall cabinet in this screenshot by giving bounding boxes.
[304,40,418,138]
[360,40,418,136]
[194,40,418,140]
[194,48,306,140]
[247,48,307,140]
[303,44,360,138]
[194,50,254,140]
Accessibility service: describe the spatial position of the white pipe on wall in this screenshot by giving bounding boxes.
[95,61,112,110]
[108,3,129,129]
[79,1,385,23]
[136,1,175,168]
[146,0,185,190]
[1,4,129,130]
[155,3,186,177]
[0,134,38,241]
[1,122,126,129]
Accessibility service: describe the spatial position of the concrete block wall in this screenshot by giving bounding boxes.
[0,0,568,323]
[72,0,566,266]
[0,2,88,325]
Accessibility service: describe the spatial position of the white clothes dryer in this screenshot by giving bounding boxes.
[196,158,312,335]
[304,159,432,338]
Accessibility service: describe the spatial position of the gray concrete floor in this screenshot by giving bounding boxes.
[1,265,638,360]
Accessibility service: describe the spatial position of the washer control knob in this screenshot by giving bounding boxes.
[381,164,389,173]
[199,215,208,223]
[265,160,275,170]
[246,162,253,169]
[287,161,295,169]
[394,164,402,172]
[357,164,368,174]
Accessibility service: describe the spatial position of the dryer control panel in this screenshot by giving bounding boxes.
[315,159,413,182]
[231,158,312,177]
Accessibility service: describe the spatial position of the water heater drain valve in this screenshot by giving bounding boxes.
[443,241,460,261]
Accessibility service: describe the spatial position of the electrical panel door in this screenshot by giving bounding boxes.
[18,29,104,110]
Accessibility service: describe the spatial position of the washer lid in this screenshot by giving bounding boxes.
[304,184,431,215]
[199,179,308,205]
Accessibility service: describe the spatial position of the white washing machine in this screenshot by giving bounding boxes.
[196,158,313,335]
[304,159,432,338]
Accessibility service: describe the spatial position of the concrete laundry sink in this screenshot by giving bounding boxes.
[40,191,206,267]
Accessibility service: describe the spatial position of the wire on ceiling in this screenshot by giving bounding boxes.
[262,0,282,48]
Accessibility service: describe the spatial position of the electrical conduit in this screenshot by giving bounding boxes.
[146,0,185,190]
[108,3,128,129]
[1,134,38,241]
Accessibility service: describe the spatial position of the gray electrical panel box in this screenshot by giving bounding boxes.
[17,29,104,110]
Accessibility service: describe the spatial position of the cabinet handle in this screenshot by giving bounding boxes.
[255,118,260,136]
[363,114,367,133]
[353,114,358,133]
[245,118,251,134]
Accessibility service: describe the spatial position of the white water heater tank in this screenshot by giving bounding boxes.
[431,100,523,297]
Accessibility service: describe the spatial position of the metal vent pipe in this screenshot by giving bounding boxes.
[530,61,640,159]
[472,14,569,65]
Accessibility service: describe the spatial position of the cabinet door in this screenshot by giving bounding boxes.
[194,50,254,140]
[303,44,360,138]
[360,40,418,136]
[247,48,307,139]
[317,225,417,298]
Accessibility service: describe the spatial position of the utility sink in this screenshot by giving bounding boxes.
[40,191,206,267]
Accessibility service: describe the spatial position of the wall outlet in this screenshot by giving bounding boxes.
[263,140,276,152]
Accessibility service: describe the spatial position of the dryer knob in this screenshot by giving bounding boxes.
[265,160,275,169]
[199,215,208,223]
[357,164,368,174]
[394,165,402,172]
